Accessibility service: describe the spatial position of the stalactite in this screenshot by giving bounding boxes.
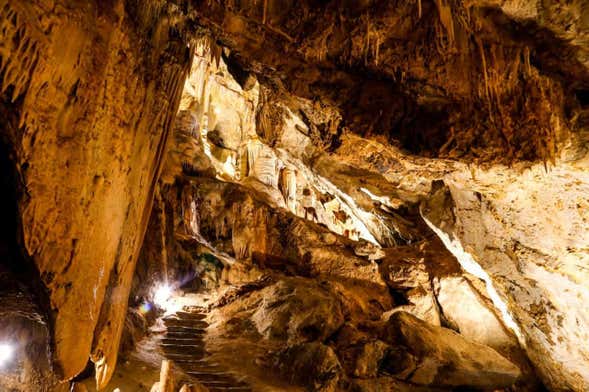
[523,47,531,76]
[435,0,455,46]
[262,0,268,24]
[476,37,494,124]
[365,18,370,65]
[374,34,381,66]
[0,2,42,102]
[156,188,169,285]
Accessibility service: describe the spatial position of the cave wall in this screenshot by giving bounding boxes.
[143,44,548,389]
[154,29,589,389]
[334,135,589,391]
[0,0,192,387]
[439,164,589,391]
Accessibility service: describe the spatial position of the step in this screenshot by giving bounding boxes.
[165,353,206,362]
[185,370,233,377]
[160,339,205,348]
[162,346,206,355]
[179,360,222,367]
[164,317,208,325]
[206,388,252,392]
[175,311,207,320]
[181,307,207,314]
[165,329,207,337]
[185,372,237,383]
[160,332,206,343]
[199,380,249,388]
[164,348,205,355]
[178,362,224,372]
[164,330,206,337]
[161,337,204,345]
[164,320,208,329]
[160,342,204,349]
[165,325,207,331]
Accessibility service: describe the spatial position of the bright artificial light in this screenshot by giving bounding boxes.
[0,343,14,367]
[154,285,172,308]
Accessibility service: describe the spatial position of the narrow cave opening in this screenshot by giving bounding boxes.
[0,92,49,304]
[0,91,58,390]
[575,89,589,107]
[0,99,22,279]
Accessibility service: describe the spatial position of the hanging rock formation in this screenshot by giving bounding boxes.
[1,1,589,391]
[0,0,192,387]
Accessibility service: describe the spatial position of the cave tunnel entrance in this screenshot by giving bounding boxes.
[0,90,57,389]
[0,91,27,283]
[0,90,52,338]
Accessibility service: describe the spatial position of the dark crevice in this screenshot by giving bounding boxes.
[575,89,589,107]
[0,90,50,307]
[0,89,55,377]
[389,288,410,306]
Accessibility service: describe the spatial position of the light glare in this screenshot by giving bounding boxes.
[0,343,14,367]
[154,285,172,308]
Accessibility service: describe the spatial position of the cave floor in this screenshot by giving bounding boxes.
[81,325,163,391]
[165,290,304,392]
[161,307,252,391]
[82,289,300,392]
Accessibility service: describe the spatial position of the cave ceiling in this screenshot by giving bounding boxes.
[179,0,589,163]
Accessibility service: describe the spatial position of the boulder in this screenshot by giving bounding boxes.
[435,276,515,350]
[340,340,390,378]
[378,241,462,326]
[273,342,342,392]
[383,312,521,389]
[250,278,345,343]
[386,287,441,326]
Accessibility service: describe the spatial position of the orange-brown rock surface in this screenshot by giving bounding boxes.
[2,1,589,391]
[0,0,191,387]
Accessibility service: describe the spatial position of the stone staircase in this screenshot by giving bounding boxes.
[160,307,252,392]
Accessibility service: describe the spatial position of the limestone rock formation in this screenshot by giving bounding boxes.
[1,0,589,391]
[273,342,342,392]
[383,311,521,389]
[0,0,192,387]
[435,275,515,349]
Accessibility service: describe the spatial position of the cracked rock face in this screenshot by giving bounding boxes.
[424,169,589,391]
[2,1,589,391]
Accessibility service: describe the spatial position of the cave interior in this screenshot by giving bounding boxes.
[1,1,589,391]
